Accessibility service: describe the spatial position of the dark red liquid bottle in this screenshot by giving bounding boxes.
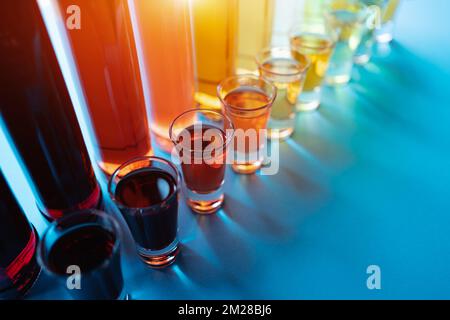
[0,1,100,220]
[0,169,41,300]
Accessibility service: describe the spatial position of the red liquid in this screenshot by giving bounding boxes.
[49,226,115,275]
[0,1,100,220]
[46,224,123,300]
[0,171,40,300]
[115,169,178,251]
[177,124,227,193]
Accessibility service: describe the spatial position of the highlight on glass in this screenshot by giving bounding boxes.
[217,75,277,175]
[108,157,181,268]
[169,109,234,214]
[37,210,126,300]
[256,47,310,139]
[289,20,336,111]
[0,169,41,300]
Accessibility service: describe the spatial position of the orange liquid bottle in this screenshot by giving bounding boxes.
[55,0,152,175]
[129,0,195,151]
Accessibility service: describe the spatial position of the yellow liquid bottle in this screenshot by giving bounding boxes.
[193,0,274,111]
[236,0,275,73]
[193,0,238,111]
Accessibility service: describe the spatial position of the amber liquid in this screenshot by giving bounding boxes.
[130,0,195,151]
[291,34,335,91]
[223,88,271,154]
[56,0,152,175]
[0,1,100,220]
[177,124,226,193]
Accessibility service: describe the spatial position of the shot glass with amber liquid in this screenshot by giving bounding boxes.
[217,75,277,174]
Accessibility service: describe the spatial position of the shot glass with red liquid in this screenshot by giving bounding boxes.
[108,157,181,268]
[169,109,234,214]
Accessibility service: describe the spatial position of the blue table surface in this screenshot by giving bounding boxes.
[1,0,450,299]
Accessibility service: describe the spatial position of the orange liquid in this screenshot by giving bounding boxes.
[57,0,152,175]
[223,88,271,154]
[130,0,195,151]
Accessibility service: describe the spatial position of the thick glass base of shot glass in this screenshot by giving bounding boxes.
[185,187,224,214]
[375,21,394,44]
[231,150,264,174]
[353,52,371,65]
[326,72,352,86]
[137,238,179,268]
[326,45,354,85]
[297,89,321,112]
[267,117,294,140]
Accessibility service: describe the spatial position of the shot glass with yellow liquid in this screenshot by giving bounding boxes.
[324,0,373,85]
[290,21,336,111]
[256,47,310,140]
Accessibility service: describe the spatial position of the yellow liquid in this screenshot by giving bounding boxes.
[383,0,400,23]
[260,59,303,120]
[193,0,237,107]
[327,6,364,45]
[193,0,274,110]
[290,34,334,91]
[237,0,274,73]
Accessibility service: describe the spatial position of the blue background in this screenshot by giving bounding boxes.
[1,0,450,299]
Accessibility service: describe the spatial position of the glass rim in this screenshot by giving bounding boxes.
[217,74,277,112]
[108,156,181,211]
[324,0,372,22]
[37,209,122,277]
[169,108,235,152]
[289,25,338,50]
[255,46,311,77]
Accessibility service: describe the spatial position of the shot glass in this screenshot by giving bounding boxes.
[375,0,401,43]
[169,109,234,214]
[217,75,277,174]
[324,0,373,85]
[256,47,310,139]
[290,21,336,111]
[109,157,181,268]
[354,0,387,65]
[37,210,126,300]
